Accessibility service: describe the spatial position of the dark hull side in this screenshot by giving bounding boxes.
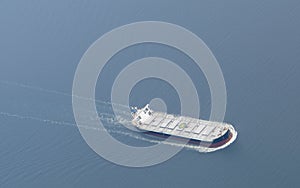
[142,129,233,148]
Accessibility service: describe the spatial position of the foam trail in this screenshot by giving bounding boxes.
[0,111,205,152]
[0,80,129,109]
[0,111,131,131]
[0,80,207,152]
[0,80,134,127]
[0,111,147,142]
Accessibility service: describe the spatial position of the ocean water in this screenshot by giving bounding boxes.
[0,0,300,187]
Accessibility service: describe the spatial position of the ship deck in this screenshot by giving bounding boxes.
[136,112,229,142]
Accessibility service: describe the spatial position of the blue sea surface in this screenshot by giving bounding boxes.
[0,1,299,187]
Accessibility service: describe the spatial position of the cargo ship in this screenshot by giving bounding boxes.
[131,104,237,152]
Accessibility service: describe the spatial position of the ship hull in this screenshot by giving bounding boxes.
[131,104,238,152]
[140,128,233,148]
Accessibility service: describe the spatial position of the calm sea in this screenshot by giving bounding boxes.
[0,1,299,187]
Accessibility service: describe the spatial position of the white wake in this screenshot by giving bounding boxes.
[0,80,212,152]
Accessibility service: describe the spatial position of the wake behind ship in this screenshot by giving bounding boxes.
[131,104,237,152]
